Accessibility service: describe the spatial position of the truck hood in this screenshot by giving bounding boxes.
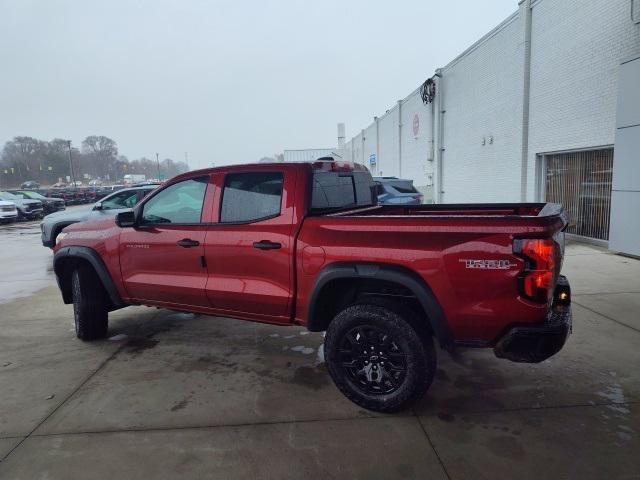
[55,213,124,252]
[15,198,42,208]
[63,214,120,233]
[43,205,92,222]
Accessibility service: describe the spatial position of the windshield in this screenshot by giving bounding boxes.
[0,191,19,200]
[101,190,141,210]
[389,182,418,194]
[23,191,46,199]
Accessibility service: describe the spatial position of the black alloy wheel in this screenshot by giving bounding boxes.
[339,325,407,395]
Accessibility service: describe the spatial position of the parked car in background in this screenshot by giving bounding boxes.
[45,189,75,205]
[11,191,65,215]
[84,187,108,201]
[88,179,103,186]
[123,174,146,184]
[41,185,158,247]
[0,191,43,220]
[20,180,40,189]
[373,177,423,205]
[0,200,18,224]
[102,184,125,192]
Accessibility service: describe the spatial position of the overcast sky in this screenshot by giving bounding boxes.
[1,0,516,169]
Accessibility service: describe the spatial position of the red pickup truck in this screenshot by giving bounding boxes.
[53,160,572,412]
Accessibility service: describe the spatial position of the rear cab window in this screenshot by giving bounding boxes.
[220,172,284,223]
[310,168,376,213]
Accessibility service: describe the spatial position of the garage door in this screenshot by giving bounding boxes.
[542,148,613,241]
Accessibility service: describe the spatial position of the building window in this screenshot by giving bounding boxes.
[541,148,613,241]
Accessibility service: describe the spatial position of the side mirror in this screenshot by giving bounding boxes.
[93,202,102,210]
[115,210,136,228]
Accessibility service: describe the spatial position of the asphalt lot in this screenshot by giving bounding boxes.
[0,218,638,479]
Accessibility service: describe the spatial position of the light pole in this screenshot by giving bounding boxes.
[67,140,76,187]
[155,152,161,180]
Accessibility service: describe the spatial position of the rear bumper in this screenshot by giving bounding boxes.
[494,276,572,363]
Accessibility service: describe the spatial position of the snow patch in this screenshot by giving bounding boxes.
[316,344,325,365]
[597,382,626,404]
[291,346,314,355]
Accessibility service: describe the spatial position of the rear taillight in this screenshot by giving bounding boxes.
[514,237,561,303]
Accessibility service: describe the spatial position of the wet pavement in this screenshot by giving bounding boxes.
[0,220,54,304]
[0,232,638,479]
[0,206,86,304]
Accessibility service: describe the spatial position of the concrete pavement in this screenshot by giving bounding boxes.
[0,232,638,479]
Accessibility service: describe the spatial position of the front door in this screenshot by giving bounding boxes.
[204,169,295,321]
[119,176,212,307]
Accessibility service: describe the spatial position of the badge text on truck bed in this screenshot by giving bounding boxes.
[460,259,517,269]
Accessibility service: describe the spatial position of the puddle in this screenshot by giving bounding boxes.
[292,365,330,390]
[124,337,159,355]
[109,334,128,341]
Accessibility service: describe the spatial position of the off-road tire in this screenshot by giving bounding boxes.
[324,303,436,413]
[72,264,109,340]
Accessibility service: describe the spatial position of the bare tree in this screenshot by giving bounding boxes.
[1,134,188,186]
[1,136,47,179]
[81,135,118,179]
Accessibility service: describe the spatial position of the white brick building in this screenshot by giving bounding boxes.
[283,149,338,162]
[344,0,640,250]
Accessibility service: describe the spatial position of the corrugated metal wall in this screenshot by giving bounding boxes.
[543,149,613,240]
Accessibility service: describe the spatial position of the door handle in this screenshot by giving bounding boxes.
[177,238,200,248]
[253,240,281,250]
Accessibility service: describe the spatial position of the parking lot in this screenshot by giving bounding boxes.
[0,218,638,479]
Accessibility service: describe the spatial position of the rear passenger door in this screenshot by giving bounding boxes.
[203,168,296,321]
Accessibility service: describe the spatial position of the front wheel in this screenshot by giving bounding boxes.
[324,303,436,413]
[72,264,109,340]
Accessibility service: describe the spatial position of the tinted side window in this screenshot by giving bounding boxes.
[142,177,207,224]
[220,172,283,223]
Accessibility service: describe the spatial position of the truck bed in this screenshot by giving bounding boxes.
[319,202,567,234]
[327,202,556,218]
